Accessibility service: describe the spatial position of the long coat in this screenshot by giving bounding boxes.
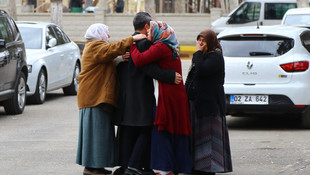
[114,33,175,126]
[187,50,226,117]
[130,42,192,136]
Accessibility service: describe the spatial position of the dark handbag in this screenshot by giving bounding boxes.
[185,64,196,100]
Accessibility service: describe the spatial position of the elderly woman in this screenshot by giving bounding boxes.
[185,29,233,175]
[130,21,192,175]
[76,23,145,175]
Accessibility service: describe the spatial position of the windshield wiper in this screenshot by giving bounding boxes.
[249,52,273,56]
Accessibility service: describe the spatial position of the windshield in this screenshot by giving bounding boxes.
[219,36,294,57]
[284,14,310,25]
[18,27,42,49]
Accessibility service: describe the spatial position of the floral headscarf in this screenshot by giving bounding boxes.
[84,23,109,42]
[149,21,179,59]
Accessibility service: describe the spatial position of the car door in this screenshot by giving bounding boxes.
[45,26,63,90]
[0,16,18,91]
[49,25,74,87]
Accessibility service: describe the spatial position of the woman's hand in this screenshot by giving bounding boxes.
[196,40,207,51]
[133,34,147,41]
[174,72,182,84]
[122,52,130,61]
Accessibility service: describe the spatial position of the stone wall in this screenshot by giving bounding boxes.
[16,10,222,45]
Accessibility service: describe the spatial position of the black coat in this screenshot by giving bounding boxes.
[186,50,226,117]
[114,32,175,126]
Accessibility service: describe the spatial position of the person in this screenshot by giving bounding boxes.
[76,23,146,175]
[130,21,192,175]
[113,12,181,175]
[185,29,233,175]
[69,0,84,13]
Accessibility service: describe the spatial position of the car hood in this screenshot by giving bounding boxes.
[25,49,45,64]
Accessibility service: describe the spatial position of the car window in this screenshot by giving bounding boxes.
[300,31,310,53]
[0,16,14,42]
[50,25,69,45]
[219,36,294,57]
[7,17,18,39]
[283,14,310,25]
[265,3,296,20]
[18,27,42,49]
[46,26,58,46]
[229,2,261,24]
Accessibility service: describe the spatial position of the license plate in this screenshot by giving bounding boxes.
[230,95,269,105]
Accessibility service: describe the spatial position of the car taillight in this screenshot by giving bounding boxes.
[280,61,309,72]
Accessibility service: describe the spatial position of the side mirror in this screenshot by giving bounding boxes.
[0,39,6,48]
[46,38,57,49]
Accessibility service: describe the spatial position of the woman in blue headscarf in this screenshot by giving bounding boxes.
[130,21,192,175]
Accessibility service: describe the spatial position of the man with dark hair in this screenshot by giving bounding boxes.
[113,12,182,175]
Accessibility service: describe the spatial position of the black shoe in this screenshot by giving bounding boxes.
[113,167,125,175]
[143,169,156,175]
[124,167,144,175]
[84,167,112,175]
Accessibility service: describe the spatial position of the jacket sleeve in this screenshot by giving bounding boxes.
[92,36,133,63]
[130,43,169,67]
[194,51,223,77]
[141,63,175,84]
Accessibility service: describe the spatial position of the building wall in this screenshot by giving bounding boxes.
[16,9,221,45]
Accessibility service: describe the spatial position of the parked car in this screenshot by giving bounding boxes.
[218,25,310,128]
[211,0,302,34]
[0,10,28,114]
[16,21,81,104]
[281,8,310,27]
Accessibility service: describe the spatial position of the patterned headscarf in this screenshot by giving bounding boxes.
[149,21,179,59]
[84,23,109,42]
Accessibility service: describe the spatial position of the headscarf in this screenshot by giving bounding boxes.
[84,23,109,42]
[197,29,222,55]
[149,21,179,59]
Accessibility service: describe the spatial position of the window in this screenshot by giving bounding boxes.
[0,17,14,42]
[19,27,42,49]
[283,14,310,25]
[219,36,294,57]
[300,31,310,53]
[229,2,261,24]
[265,3,296,20]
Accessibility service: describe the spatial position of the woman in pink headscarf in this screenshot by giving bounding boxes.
[130,21,192,175]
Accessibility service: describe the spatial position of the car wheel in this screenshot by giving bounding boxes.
[301,108,310,129]
[63,62,80,95]
[3,72,27,114]
[29,69,47,104]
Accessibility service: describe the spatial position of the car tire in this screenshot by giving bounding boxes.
[63,62,80,95]
[29,69,47,104]
[301,108,310,129]
[3,72,27,114]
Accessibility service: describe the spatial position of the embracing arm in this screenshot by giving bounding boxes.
[130,42,170,67]
[142,63,176,84]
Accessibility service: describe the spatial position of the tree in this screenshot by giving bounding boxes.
[8,0,17,20]
[297,0,309,8]
[51,0,63,28]
[176,0,186,13]
[144,0,156,19]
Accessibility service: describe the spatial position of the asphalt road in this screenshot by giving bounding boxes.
[0,60,309,175]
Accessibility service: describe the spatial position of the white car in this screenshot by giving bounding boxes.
[17,21,81,104]
[281,8,310,27]
[218,25,310,128]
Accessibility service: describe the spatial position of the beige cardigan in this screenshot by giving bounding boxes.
[77,36,133,109]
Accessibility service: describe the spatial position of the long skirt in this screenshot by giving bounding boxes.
[150,104,192,174]
[189,100,233,173]
[76,106,117,168]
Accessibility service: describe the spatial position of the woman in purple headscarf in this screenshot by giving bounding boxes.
[130,21,192,175]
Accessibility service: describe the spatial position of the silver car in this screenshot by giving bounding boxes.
[17,21,81,104]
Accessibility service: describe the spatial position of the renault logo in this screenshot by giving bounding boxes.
[247,61,253,70]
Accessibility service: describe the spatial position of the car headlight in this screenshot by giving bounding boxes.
[27,65,32,73]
